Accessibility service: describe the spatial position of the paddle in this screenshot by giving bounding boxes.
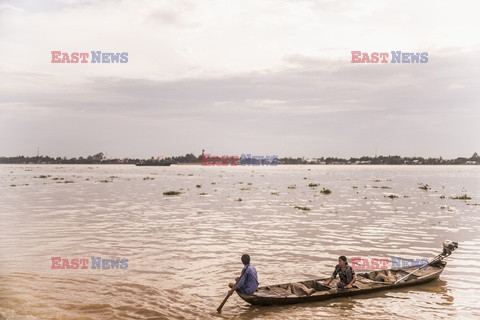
[217,268,246,313]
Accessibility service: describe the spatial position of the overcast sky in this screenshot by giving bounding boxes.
[0,0,479,159]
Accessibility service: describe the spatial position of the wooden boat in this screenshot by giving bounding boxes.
[237,241,458,306]
[135,162,172,166]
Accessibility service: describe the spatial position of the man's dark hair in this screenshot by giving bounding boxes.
[241,254,250,265]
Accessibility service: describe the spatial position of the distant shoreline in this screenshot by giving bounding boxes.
[1,152,479,166]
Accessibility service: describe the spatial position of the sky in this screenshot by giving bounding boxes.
[0,0,479,159]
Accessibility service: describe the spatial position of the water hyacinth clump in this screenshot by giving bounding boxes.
[163,190,181,196]
[385,194,399,199]
[419,184,430,190]
[294,205,310,211]
[451,194,472,200]
[320,188,332,194]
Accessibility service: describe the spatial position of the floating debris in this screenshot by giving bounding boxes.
[236,198,242,202]
[143,177,154,180]
[288,185,296,189]
[196,184,201,188]
[199,192,207,195]
[34,175,50,179]
[271,192,280,195]
[308,183,319,188]
[440,195,445,199]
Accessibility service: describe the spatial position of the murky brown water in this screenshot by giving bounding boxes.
[0,164,479,319]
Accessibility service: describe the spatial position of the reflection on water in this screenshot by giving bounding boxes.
[0,165,479,319]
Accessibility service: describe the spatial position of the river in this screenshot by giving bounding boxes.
[0,164,479,319]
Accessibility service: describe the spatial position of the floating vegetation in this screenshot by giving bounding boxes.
[352,186,358,189]
[451,194,472,200]
[373,186,391,189]
[247,182,252,185]
[236,198,242,202]
[288,185,296,189]
[52,177,65,181]
[294,205,311,211]
[98,180,111,183]
[163,190,181,196]
[188,174,193,176]
[240,187,250,191]
[64,180,74,183]
[320,188,332,194]
[373,179,381,182]
[271,192,279,195]
[440,195,445,199]
[308,183,319,188]
[419,184,431,190]
[196,184,201,188]
[211,182,216,185]
[143,177,154,180]
[34,175,50,179]
[109,176,118,179]
[303,177,307,180]
[199,192,207,195]
[385,194,399,199]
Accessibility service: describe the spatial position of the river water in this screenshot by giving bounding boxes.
[0,164,479,319]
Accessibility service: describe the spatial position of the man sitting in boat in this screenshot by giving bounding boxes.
[323,256,356,289]
[228,254,259,295]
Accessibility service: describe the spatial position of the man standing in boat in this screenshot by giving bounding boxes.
[324,256,356,289]
[228,254,259,295]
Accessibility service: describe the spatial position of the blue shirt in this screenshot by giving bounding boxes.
[236,264,259,295]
